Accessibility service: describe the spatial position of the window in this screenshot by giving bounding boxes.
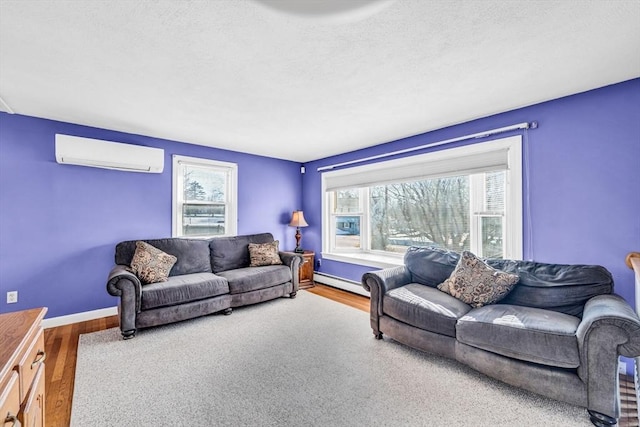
[332,190,363,251]
[322,136,522,266]
[172,155,237,238]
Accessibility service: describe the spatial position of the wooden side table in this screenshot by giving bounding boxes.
[285,250,314,289]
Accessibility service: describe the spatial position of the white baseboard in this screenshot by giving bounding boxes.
[42,306,118,329]
[313,272,370,297]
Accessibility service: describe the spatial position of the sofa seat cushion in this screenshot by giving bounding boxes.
[217,265,291,294]
[383,283,472,337]
[141,273,229,310]
[456,304,581,368]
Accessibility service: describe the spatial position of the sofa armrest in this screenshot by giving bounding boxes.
[106,265,143,334]
[362,266,412,336]
[362,266,411,295]
[279,251,303,291]
[576,294,640,418]
[577,294,640,358]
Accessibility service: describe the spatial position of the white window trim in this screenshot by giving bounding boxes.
[321,136,522,264]
[172,155,238,238]
[323,251,405,269]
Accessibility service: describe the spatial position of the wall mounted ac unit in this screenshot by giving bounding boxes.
[55,134,164,173]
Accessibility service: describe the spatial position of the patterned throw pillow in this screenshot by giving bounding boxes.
[130,241,177,284]
[248,241,283,267]
[437,251,519,308]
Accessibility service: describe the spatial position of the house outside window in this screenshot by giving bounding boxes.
[172,155,237,238]
[322,136,522,267]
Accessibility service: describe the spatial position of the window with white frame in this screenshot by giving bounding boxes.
[172,155,238,238]
[322,136,522,266]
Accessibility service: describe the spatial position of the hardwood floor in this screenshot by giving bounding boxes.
[44,284,638,427]
[44,314,119,426]
[306,282,369,312]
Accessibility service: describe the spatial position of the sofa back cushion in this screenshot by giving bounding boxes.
[486,259,613,316]
[403,246,613,317]
[209,233,275,273]
[404,246,458,287]
[115,238,212,276]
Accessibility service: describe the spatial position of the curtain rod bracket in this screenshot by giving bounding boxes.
[0,93,15,114]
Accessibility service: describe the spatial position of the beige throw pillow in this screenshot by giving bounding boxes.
[130,241,177,284]
[248,241,283,267]
[437,251,519,308]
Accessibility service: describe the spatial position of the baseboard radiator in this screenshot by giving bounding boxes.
[313,272,370,297]
[627,252,640,424]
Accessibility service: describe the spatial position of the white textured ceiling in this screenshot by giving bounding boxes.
[0,0,639,163]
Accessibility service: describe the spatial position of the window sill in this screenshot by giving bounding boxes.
[321,252,404,269]
[172,233,237,240]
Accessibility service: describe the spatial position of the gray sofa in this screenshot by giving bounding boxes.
[362,246,640,427]
[107,233,301,339]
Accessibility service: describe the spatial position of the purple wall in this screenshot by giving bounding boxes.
[303,79,640,308]
[1,79,638,319]
[0,114,302,317]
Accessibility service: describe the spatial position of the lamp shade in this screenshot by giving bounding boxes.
[289,210,309,227]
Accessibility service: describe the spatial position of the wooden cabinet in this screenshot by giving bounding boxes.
[21,365,45,427]
[0,308,47,427]
[0,372,20,427]
[298,251,315,289]
[284,251,315,289]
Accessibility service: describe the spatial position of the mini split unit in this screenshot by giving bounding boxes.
[55,134,164,173]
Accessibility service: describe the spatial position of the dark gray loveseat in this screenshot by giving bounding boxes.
[362,246,640,427]
[107,233,301,339]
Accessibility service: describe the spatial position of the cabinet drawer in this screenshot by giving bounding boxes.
[0,371,21,426]
[18,328,45,401]
[22,364,45,427]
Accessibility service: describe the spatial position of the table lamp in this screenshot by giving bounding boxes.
[289,210,309,253]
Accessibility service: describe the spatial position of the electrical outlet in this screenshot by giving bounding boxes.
[316,259,322,269]
[6,291,18,304]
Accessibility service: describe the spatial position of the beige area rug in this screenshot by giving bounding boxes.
[71,291,590,426]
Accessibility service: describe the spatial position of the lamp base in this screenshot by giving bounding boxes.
[294,247,304,254]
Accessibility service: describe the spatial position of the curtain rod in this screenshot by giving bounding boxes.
[317,121,535,172]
